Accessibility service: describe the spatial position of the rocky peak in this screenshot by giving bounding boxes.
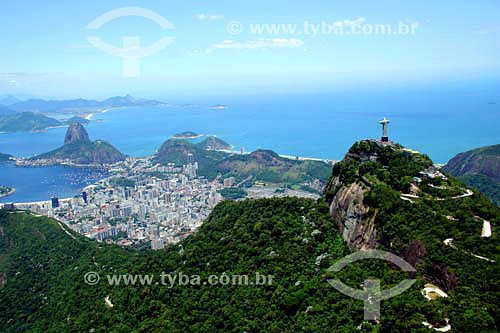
[64,122,90,145]
[344,139,399,163]
[324,140,432,251]
[248,150,284,164]
[198,136,231,151]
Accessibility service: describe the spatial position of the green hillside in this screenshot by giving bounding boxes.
[444,144,500,204]
[31,123,126,165]
[458,174,500,205]
[33,140,126,165]
[218,150,331,187]
[197,136,232,150]
[154,139,332,187]
[154,139,228,178]
[0,112,61,132]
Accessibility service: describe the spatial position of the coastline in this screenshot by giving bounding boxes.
[214,148,335,164]
[1,106,141,134]
[0,164,110,205]
[38,125,68,132]
[14,157,116,169]
[83,106,133,121]
[0,187,16,199]
[278,154,336,163]
[3,148,335,206]
[4,168,118,206]
[11,196,73,206]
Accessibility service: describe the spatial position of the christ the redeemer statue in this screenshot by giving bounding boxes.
[379,117,390,142]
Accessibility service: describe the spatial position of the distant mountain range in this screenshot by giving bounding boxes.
[444,144,500,204]
[0,95,164,132]
[0,95,20,106]
[0,106,16,116]
[5,94,165,114]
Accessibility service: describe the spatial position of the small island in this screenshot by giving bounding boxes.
[208,104,229,110]
[64,116,90,125]
[172,131,204,139]
[0,153,13,162]
[0,186,15,198]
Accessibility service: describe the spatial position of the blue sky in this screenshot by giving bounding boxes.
[0,0,499,99]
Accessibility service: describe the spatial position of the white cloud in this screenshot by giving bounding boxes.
[188,49,204,56]
[206,38,304,53]
[333,17,366,27]
[477,26,500,34]
[194,13,224,20]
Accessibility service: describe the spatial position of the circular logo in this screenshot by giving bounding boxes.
[227,21,243,35]
[327,250,416,320]
[84,271,100,285]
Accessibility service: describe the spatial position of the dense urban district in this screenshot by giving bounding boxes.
[4,125,333,249]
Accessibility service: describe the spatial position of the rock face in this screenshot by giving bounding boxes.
[328,181,377,250]
[425,263,457,292]
[323,141,392,250]
[401,240,427,277]
[444,144,500,183]
[33,123,125,165]
[323,139,430,251]
[64,122,90,145]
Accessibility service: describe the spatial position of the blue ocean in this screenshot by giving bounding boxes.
[0,85,499,202]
